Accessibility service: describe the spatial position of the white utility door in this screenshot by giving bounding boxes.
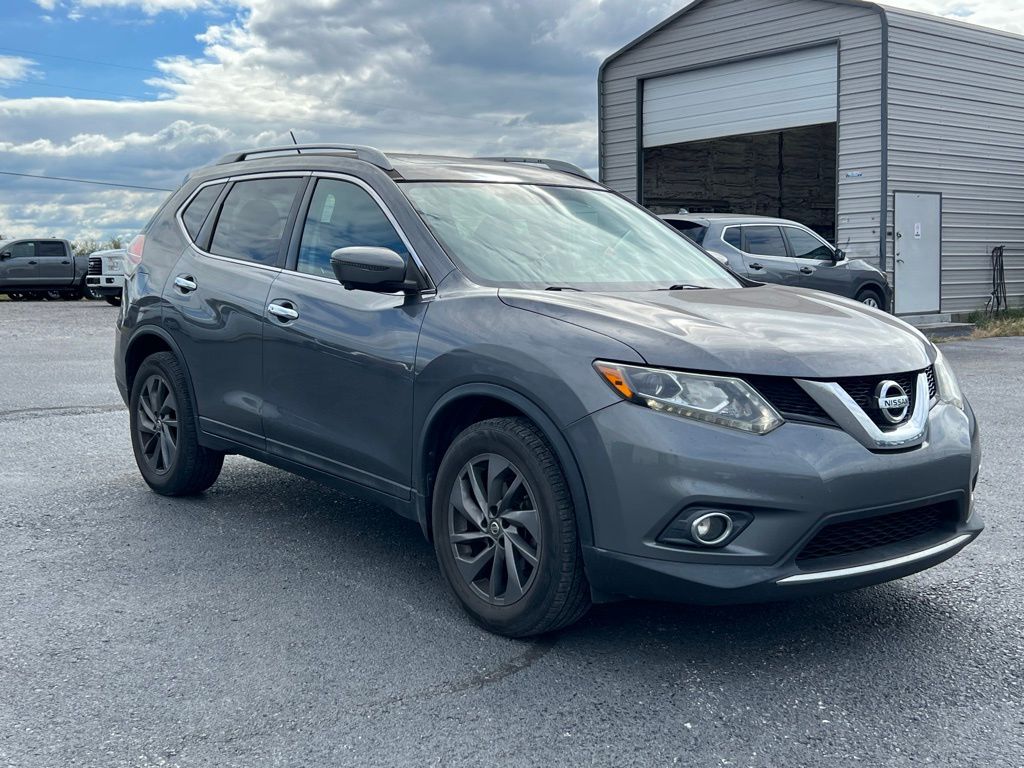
[642,45,838,148]
[894,192,941,315]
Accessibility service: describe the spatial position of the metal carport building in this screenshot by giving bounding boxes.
[599,0,1024,317]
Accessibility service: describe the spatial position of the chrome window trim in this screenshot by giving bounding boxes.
[175,171,311,274]
[796,372,929,451]
[777,534,972,584]
[306,171,435,292]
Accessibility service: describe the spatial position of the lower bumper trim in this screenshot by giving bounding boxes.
[777,534,973,585]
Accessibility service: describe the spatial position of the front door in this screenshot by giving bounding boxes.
[262,175,428,500]
[894,192,941,315]
[736,225,802,286]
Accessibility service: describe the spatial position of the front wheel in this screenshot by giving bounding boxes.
[105,294,122,306]
[856,286,885,310]
[432,417,590,637]
[130,352,224,496]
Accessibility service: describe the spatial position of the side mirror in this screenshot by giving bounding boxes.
[0,251,11,261]
[832,249,845,264]
[707,250,729,266]
[330,246,415,293]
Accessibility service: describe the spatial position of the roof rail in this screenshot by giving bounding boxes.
[216,144,394,172]
[477,156,593,181]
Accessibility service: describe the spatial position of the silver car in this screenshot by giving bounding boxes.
[662,214,892,310]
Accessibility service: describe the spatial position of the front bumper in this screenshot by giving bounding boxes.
[567,399,982,604]
[87,274,124,296]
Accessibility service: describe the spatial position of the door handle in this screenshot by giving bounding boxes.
[749,262,764,271]
[896,259,905,265]
[173,275,198,293]
[800,266,814,274]
[62,260,70,265]
[267,302,299,321]
[28,260,38,265]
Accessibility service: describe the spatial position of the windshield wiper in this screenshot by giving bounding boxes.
[544,286,582,292]
[657,284,713,291]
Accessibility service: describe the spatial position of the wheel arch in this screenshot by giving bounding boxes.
[124,326,201,433]
[415,383,593,547]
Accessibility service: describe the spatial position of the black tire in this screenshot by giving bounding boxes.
[44,290,62,301]
[129,351,224,496]
[432,417,590,637]
[105,294,122,307]
[62,289,83,301]
[856,286,885,310]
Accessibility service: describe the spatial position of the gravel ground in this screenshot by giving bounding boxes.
[1,301,1021,768]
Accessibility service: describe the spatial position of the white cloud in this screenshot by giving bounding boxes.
[0,55,37,85]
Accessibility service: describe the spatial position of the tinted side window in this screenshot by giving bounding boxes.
[296,179,409,278]
[743,226,789,257]
[10,242,34,259]
[36,242,65,258]
[785,227,834,260]
[723,228,742,248]
[182,183,225,241]
[210,178,301,265]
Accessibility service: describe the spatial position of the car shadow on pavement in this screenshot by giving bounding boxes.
[145,457,984,688]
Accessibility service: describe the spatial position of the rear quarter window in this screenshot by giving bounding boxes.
[667,221,708,245]
[181,183,226,241]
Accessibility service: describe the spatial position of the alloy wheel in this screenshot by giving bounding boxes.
[136,374,179,475]
[447,453,542,606]
[861,296,880,308]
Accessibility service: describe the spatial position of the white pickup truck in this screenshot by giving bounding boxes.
[85,248,127,306]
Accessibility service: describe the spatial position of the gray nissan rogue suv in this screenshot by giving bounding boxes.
[115,145,982,637]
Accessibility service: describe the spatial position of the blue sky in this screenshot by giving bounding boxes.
[1,1,210,101]
[0,0,1020,243]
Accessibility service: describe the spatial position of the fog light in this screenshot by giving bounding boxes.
[690,512,734,546]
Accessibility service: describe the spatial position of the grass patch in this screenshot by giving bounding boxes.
[965,308,1024,339]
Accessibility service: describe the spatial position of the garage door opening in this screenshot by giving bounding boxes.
[642,122,838,242]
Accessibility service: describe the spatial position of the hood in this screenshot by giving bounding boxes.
[499,284,932,378]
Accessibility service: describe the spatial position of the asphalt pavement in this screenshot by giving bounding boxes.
[1,300,1021,768]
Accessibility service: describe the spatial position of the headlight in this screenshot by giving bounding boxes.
[594,361,783,434]
[932,348,964,410]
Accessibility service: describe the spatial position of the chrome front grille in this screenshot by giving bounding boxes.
[88,256,102,275]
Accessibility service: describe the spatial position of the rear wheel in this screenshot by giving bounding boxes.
[130,351,224,496]
[856,286,884,310]
[432,417,590,637]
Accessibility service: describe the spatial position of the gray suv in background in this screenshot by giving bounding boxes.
[115,145,980,637]
[662,213,892,310]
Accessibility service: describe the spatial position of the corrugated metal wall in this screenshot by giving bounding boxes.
[884,8,1024,313]
[599,0,885,265]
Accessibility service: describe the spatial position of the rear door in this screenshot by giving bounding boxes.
[734,225,802,286]
[163,174,306,450]
[34,240,75,284]
[261,174,430,499]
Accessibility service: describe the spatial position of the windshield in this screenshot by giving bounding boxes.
[401,183,740,291]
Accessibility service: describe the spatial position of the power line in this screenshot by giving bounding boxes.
[0,170,173,192]
[0,45,163,75]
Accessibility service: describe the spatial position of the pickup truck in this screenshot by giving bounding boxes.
[85,248,126,306]
[0,238,89,301]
